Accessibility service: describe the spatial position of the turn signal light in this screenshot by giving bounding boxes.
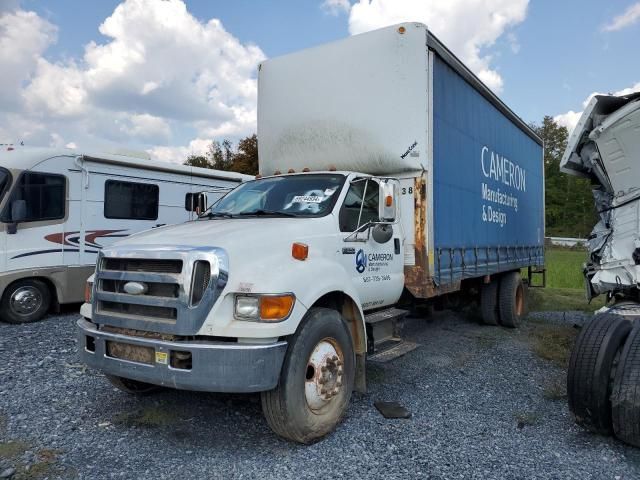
[292,242,308,261]
[385,195,393,207]
[260,295,295,321]
[85,281,94,303]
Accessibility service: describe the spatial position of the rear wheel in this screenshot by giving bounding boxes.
[0,279,51,324]
[612,325,640,446]
[106,375,160,395]
[480,279,499,325]
[498,272,527,328]
[261,308,355,443]
[567,313,631,435]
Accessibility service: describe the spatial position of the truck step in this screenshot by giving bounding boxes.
[364,307,409,324]
[368,340,418,363]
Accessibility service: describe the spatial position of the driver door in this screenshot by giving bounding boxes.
[337,178,404,311]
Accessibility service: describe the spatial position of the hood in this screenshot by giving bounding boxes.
[561,92,640,201]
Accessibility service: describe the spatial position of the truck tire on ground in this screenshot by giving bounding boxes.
[106,375,160,395]
[480,279,500,325]
[0,279,51,324]
[612,325,640,446]
[498,272,526,328]
[261,307,355,444]
[567,314,631,435]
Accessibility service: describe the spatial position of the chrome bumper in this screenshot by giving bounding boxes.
[77,318,287,393]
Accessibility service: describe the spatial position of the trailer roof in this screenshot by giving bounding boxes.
[0,146,250,183]
[425,29,542,146]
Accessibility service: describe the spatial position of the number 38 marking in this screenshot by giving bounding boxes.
[401,187,414,195]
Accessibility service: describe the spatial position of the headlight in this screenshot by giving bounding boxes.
[84,280,94,303]
[234,294,295,322]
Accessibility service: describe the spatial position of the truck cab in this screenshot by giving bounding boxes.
[79,171,406,442]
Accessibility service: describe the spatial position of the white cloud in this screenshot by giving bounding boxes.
[0,0,265,163]
[147,137,211,163]
[554,82,640,133]
[322,0,351,15]
[346,0,529,92]
[603,2,640,32]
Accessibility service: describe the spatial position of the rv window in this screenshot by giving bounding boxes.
[0,171,66,223]
[339,179,379,232]
[104,180,159,220]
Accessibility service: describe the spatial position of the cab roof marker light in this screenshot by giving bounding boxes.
[288,169,295,173]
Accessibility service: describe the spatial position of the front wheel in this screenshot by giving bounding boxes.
[1,279,51,324]
[261,308,355,443]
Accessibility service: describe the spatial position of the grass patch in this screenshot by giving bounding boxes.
[528,287,605,312]
[543,378,567,400]
[527,321,579,367]
[114,406,178,428]
[0,440,29,459]
[544,248,589,289]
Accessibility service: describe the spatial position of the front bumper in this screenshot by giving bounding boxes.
[77,318,287,393]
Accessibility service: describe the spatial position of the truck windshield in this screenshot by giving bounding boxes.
[0,169,9,205]
[201,174,345,218]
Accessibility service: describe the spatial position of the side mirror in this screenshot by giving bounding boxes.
[185,193,207,213]
[8,199,26,235]
[378,179,397,222]
[372,223,393,244]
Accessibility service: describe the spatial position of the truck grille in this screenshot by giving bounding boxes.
[92,246,228,336]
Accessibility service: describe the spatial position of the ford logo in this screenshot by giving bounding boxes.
[123,281,148,295]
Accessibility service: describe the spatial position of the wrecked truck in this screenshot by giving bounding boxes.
[561,92,640,447]
[77,23,544,443]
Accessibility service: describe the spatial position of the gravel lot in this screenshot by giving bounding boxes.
[1,308,640,479]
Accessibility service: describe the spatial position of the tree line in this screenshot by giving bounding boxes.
[185,117,597,238]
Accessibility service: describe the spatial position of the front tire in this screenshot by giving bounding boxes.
[1,279,51,324]
[261,308,355,443]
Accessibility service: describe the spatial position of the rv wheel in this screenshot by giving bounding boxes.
[261,308,355,444]
[567,313,631,435]
[612,324,640,446]
[1,279,51,324]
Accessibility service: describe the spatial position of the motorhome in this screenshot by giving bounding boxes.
[0,146,248,323]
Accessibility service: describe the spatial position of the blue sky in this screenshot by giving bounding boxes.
[1,0,639,161]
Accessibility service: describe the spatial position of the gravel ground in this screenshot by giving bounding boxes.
[1,308,640,479]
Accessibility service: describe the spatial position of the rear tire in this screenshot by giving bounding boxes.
[612,325,640,446]
[567,313,631,435]
[106,375,160,395]
[0,279,51,324]
[261,307,355,443]
[480,279,500,325]
[498,272,526,328]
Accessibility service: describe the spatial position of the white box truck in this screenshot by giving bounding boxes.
[77,24,544,443]
[0,146,249,323]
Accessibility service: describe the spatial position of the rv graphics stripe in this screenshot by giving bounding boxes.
[11,248,99,259]
[10,229,128,260]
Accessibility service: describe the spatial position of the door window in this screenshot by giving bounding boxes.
[1,172,66,222]
[339,179,379,232]
[104,180,159,220]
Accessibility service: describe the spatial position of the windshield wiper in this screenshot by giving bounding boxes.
[202,211,235,219]
[237,209,298,218]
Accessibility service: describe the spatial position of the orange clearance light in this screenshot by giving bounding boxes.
[260,295,295,321]
[328,164,337,171]
[385,195,393,207]
[288,168,295,173]
[302,167,310,172]
[273,170,281,175]
[292,242,308,261]
[255,174,262,179]
[398,26,406,34]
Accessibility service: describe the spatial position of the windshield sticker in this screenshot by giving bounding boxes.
[292,195,324,203]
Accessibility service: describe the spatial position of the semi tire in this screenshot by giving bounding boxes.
[612,325,640,447]
[261,307,355,443]
[0,279,51,324]
[498,271,526,328]
[567,313,631,435]
[106,375,160,395]
[480,279,500,326]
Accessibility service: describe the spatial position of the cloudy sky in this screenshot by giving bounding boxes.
[1,0,639,163]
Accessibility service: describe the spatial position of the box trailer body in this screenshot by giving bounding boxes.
[259,22,544,295]
[76,24,544,443]
[0,147,248,323]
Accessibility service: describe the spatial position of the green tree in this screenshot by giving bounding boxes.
[183,134,259,176]
[530,116,597,238]
[184,155,212,169]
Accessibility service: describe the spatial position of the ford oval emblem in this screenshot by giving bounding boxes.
[123,281,148,295]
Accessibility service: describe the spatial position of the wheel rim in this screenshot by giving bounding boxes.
[515,283,524,316]
[10,286,43,316]
[304,337,344,413]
